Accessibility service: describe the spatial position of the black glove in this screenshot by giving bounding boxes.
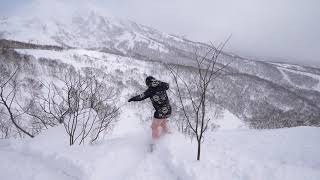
[128,98,133,102]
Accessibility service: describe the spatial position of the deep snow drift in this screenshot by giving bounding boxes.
[0,119,319,180]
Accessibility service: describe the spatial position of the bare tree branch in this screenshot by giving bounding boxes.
[166,38,231,160]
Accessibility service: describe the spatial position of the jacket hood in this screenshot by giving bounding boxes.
[145,76,156,87]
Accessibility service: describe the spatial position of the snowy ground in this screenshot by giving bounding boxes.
[1,48,319,180]
[0,119,319,180]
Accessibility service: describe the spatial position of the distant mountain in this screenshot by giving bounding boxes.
[1,11,319,129]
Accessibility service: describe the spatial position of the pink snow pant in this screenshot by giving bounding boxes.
[151,118,169,140]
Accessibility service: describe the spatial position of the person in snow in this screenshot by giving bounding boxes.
[128,76,172,140]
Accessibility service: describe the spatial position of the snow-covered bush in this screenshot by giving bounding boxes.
[34,68,120,145]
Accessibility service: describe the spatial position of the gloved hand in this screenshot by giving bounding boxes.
[128,98,133,102]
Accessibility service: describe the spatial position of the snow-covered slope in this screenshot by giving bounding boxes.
[1,3,320,179]
[0,12,185,54]
[7,48,319,129]
[1,3,320,129]
[1,124,319,180]
[13,48,246,130]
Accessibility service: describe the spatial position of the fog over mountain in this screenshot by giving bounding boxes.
[1,0,319,66]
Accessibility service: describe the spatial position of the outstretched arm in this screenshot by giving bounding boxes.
[128,89,151,102]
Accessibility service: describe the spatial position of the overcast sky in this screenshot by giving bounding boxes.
[1,0,320,66]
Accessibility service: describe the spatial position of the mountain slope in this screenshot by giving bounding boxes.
[1,11,320,128]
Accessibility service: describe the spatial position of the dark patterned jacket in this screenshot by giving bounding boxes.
[128,77,172,119]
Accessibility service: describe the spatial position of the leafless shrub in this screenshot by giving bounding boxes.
[34,68,120,145]
[0,67,34,138]
[166,40,231,160]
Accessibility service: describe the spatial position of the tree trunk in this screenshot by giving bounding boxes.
[197,139,201,160]
[69,134,74,145]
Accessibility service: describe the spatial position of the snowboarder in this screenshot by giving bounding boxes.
[128,76,172,142]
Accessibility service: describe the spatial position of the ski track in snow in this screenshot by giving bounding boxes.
[87,132,184,180]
